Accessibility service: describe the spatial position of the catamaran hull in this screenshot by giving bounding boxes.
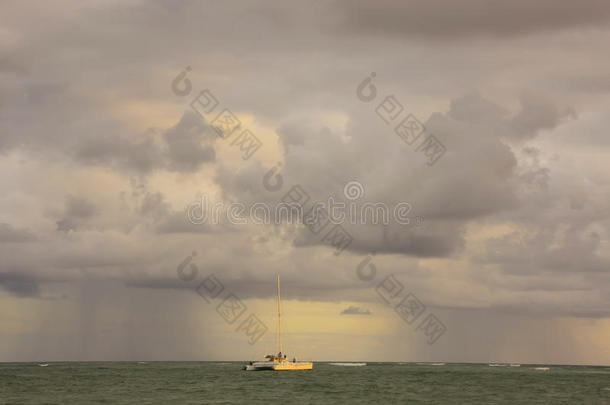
[243,364,272,371]
[243,362,313,371]
[273,362,313,371]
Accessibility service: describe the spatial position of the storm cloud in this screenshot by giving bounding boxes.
[1,0,610,364]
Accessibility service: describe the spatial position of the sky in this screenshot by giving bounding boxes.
[1,0,610,364]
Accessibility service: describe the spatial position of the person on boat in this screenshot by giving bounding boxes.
[293,357,296,363]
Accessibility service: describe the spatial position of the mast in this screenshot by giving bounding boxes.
[277,274,282,355]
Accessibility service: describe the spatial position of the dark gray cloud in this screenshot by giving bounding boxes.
[73,130,164,174]
[0,272,40,297]
[561,75,610,94]
[56,196,97,232]
[333,0,610,39]
[340,305,371,315]
[510,93,576,139]
[163,111,216,172]
[72,112,216,174]
[0,223,36,242]
[218,92,561,258]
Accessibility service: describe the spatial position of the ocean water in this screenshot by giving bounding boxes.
[2,362,610,404]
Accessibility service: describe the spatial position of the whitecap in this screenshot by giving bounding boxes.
[329,362,367,367]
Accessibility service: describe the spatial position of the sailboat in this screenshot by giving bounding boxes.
[243,275,313,371]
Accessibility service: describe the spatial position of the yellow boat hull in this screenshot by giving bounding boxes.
[273,362,313,371]
[243,361,313,371]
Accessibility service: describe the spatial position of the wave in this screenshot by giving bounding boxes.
[534,367,550,371]
[329,363,367,367]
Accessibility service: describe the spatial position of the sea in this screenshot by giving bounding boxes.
[2,362,610,404]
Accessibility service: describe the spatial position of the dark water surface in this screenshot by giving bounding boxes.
[2,362,610,404]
